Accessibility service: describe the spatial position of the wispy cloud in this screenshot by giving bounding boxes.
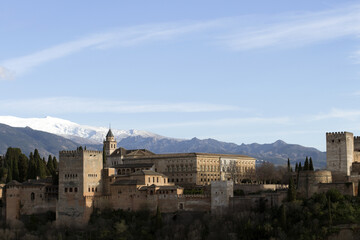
[2,3,360,81]
[221,4,360,51]
[0,97,241,114]
[313,108,360,121]
[147,117,290,129]
[0,21,221,80]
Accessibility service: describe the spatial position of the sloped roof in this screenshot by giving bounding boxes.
[106,129,114,138]
[130,170,167,177]
[112,179,138,185]
[113,163,154,169]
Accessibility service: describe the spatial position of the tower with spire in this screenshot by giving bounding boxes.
[104,128,117,157]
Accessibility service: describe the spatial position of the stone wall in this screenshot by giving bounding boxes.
[326,132,354,176]
[234,184,288,194]
[57,149,103,227]
[211,181,233,213]
[230,191,287,211]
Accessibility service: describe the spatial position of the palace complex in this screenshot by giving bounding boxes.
[1,129,257,227]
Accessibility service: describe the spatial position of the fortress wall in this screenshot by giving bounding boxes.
[326,132,354,176]
[20,186,56,215]
[5,187,20,222]
[234,184,288,194]
[318,182,354,196]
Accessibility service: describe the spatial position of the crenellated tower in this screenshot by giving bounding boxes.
[326,132,354,176]
[103,129,117,157]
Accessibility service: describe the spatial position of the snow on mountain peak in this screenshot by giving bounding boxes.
[0,116,168,143]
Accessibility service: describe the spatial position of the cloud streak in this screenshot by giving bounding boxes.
[313,108,360,121]
[0,21,221,80]
[2,3,360,80]
[221,4,360,51]
[0,97,241,114]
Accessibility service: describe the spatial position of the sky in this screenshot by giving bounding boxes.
[1,1,360,151]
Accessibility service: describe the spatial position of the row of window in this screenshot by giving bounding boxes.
[88,187,98,192]
[88,173,98,177]
[64,187,78,193]
[147,176,168,184]
[65,173,78,178]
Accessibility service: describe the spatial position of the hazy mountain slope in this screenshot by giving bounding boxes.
[118,137,327,168]
[0,123,82,157]
[0,116,327,168]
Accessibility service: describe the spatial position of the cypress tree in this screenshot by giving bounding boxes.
[6,168,12,183]
[295,163,298,172]
[47,155,55,176]
[287,176,296,202]
[27,152,36,179]
[53,157,58,171]
[309,157,314,171]
[102,145,107,167]
[304,157,309,171]
[287,158,291,172]
[298,162,302,171]
[18,154,29,182]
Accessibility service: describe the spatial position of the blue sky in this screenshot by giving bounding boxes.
[1,1,360,151]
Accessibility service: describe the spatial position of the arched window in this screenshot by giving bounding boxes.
[31,192,35,201]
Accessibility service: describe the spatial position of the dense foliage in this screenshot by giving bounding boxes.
[0,147,58,183]
[1,189,360,239]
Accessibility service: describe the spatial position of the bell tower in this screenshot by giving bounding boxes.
[104,129,117,157]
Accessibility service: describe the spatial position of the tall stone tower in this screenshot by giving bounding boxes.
[326,132,354,176]
[103,129,117,157]
[57,149,103,227]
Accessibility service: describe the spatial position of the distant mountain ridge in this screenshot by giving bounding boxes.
[0,116,327,168]
[0,116,171,144]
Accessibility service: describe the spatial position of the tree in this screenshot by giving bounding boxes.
[47,155,55,176]
[309,157,314,171]
[298,162,302,171]
[27,152,37,179]
[287,158,291,172]
[287,176,296,202]
[18,154,29,182]
[304,157,309,171]
[53,157,58,171]
[102,145,107,167]
[295,163,298,172]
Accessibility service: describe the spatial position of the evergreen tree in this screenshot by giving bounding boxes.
[6,168,12,183]
[102,145,107,167]
[304,157,309,171]
[295,163,298,172]
[287,158,291,172]
[298,162,302,171]
[287,177,296,202]
[11,151,20,182]
[309,157,314,171]
[47,155,55,176]
[53,157,58,171]
[18,154,29,182]
[27,152,37,179]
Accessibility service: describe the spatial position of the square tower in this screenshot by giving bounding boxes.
[326,132,354,176]
[57,149,103,227]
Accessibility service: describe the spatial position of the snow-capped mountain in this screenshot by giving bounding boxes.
[0,116,172,144]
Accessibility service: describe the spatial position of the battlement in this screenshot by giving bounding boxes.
[59,150,102,154]
[354,136,360,140]
[326,131,351,136]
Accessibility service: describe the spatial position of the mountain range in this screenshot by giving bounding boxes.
[0,116,326,168]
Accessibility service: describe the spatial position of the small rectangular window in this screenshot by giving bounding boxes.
[92,188,94,192]
[75,187,78,192]
[69,188,73,192]
[88,188,90,192]
[65,188,68,193]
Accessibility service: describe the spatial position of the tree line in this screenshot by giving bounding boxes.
[0,147,58,184]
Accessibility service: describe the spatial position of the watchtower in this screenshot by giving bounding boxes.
[57,149,103,227]
[103,129,117,157]
[326,132,354,176]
